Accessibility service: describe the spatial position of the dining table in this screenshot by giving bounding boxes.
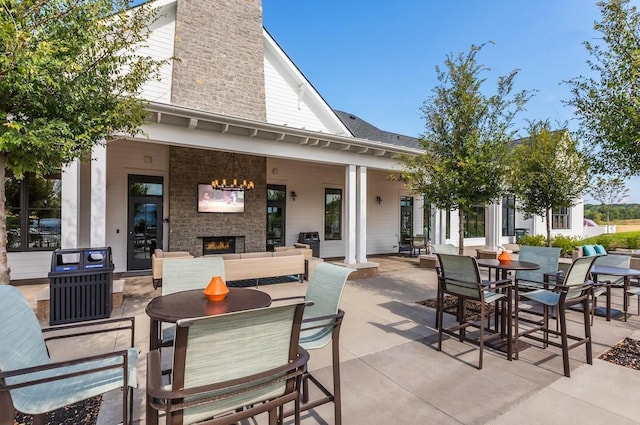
[145,287,272,350]
[590,264,640,321]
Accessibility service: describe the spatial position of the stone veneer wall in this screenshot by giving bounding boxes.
[171,0,266,121]
[168,147,266,255]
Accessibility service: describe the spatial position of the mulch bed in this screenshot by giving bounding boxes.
[14,396,101,425]
[417,295,495,321]
[597,337,640,371]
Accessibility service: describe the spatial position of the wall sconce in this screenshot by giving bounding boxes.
[376,196,382,205]
[291,191,297,201]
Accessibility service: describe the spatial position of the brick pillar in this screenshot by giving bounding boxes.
[172,0,266,121]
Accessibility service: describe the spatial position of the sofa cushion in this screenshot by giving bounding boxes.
[583,245,597,256]
[594,244,607,255]
[272,250,301,257]
[240,252,272,259]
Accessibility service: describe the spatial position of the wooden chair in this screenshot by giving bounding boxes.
[0,285,137,425]
[435,253,513,369]
[146,302,309,425]
[517,256,596,377]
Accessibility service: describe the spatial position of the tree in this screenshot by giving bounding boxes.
[400,43,531,254]
[0,0,168,284]
[509,120,589,246]
[587,176,629,231]
[566,0,640,175]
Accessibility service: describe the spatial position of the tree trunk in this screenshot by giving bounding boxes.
[546,209,552,247]
[0,153,10,284]
[458,208,465,255]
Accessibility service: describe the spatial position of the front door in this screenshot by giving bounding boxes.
[127,175,163,270]
[266,185,286,251]
[400,196,414,245]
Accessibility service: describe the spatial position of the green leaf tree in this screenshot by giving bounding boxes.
[400,43,531,254]
[587,176,629,231]
[566,0,640,175]
[0,0,168,284]
[509,121,590,246]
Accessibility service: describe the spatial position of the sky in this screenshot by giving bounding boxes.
[262,0,639,203]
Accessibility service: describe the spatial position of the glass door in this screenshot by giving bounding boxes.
[127,175,163,270]
[266,185,286,251]
[400,196,414,246]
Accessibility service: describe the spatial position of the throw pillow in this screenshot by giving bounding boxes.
[594,244,607,255]
[583,245,597,256]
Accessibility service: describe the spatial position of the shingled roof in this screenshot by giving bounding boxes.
[334,110,419,149]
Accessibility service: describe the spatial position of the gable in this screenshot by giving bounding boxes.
[263,30,352,137]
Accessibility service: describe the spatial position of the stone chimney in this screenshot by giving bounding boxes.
[171,0,266,121]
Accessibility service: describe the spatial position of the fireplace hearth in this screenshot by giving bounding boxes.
[203,236,236,255]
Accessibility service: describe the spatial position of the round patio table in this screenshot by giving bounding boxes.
[475,259,540,281]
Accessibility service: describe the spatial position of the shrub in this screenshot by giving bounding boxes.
[551,235,582,257]
[518,234,546,247]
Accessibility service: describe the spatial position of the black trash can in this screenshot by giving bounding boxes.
[515,228,529,243]
[48,247,114,325]
[298,232,320,257]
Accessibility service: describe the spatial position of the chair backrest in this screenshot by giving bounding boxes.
[0,286,51,375]
[564,256,597,299]
[432,244,458,255]
[516,246,561,285]
[162,256,226,296]
[412,235,426,247]
[300,262,353,350]
[436,254,482,298]
[594,254,631,285]
[172,303,305,424]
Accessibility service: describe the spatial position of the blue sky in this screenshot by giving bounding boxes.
[263,0,639,203]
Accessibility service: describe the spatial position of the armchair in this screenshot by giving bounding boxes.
[146,302,309,425]
[0,285,137,425]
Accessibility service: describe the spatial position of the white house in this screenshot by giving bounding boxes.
[8,0,584,280]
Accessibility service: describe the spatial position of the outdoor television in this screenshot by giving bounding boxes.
[197,184,245,213]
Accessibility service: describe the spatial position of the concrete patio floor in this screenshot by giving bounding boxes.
[17,253,640,424]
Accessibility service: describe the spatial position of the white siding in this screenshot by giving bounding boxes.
[264,32,351,136]
[137,1,176,104]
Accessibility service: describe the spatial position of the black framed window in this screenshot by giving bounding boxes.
[552,207,570,229]
[324,188,342,240]
[7,172,62,251]
[502,195,516,236]
[463,205,485,238]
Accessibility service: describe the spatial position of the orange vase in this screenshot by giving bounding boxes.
[498,250,512,264]
[203,276,229,302]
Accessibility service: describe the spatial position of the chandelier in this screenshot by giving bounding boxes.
[211,153,255,191]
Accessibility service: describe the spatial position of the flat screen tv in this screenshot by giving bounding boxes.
[197,184,245,213]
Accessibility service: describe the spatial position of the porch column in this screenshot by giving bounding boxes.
[61,159,80,249]
[356,166,367,263]
[344,165,357,265]
[90,143,107,247]
[485,202,502,250]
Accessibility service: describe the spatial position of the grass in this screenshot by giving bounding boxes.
[581,231,640,250]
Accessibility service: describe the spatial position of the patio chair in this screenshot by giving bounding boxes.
[517,255,596,377]
[432,244,458,255]
[626,278,640,316]
[0,285,138,425]
[435,253,513,369]
[515,246,561,290]
[146,302,309,425]
[158,256,226,348]
[411,235,428,256]
[274,262,353,425]
[591,254,630,324]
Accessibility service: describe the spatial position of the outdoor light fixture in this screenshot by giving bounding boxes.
[211,153,255,190]
[376,196,382,204]
[291,191,297,201]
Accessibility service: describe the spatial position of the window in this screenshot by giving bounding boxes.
[502,195,516,236]
[7,172,62,251]
[324,188,342,240]
[552,207,570,229]
[463,205,485,238]
[400,196,413,245]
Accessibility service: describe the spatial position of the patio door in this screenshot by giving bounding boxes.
[127,175,163,270]
[266,184,286,251]
[400,196,414,245]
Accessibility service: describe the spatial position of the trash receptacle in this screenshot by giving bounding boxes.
[48,247,113,325]
[298,232,320,257]
[515,228,529,243]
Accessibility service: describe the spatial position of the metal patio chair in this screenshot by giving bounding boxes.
[591,254,631,324]
[0,285,138,425]
[146,302,309,425]
[515,246,561,290]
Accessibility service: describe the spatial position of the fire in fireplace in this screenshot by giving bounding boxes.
[203,236,236,255]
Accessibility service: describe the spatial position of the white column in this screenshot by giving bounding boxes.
[90,143,107,247]
[356,166,367,263]
[61,159,80,249]
[486,202,502,250]
[344,165,357,265]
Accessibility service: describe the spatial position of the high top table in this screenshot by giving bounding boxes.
[590,264,640,321]
[475,259,540,281]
